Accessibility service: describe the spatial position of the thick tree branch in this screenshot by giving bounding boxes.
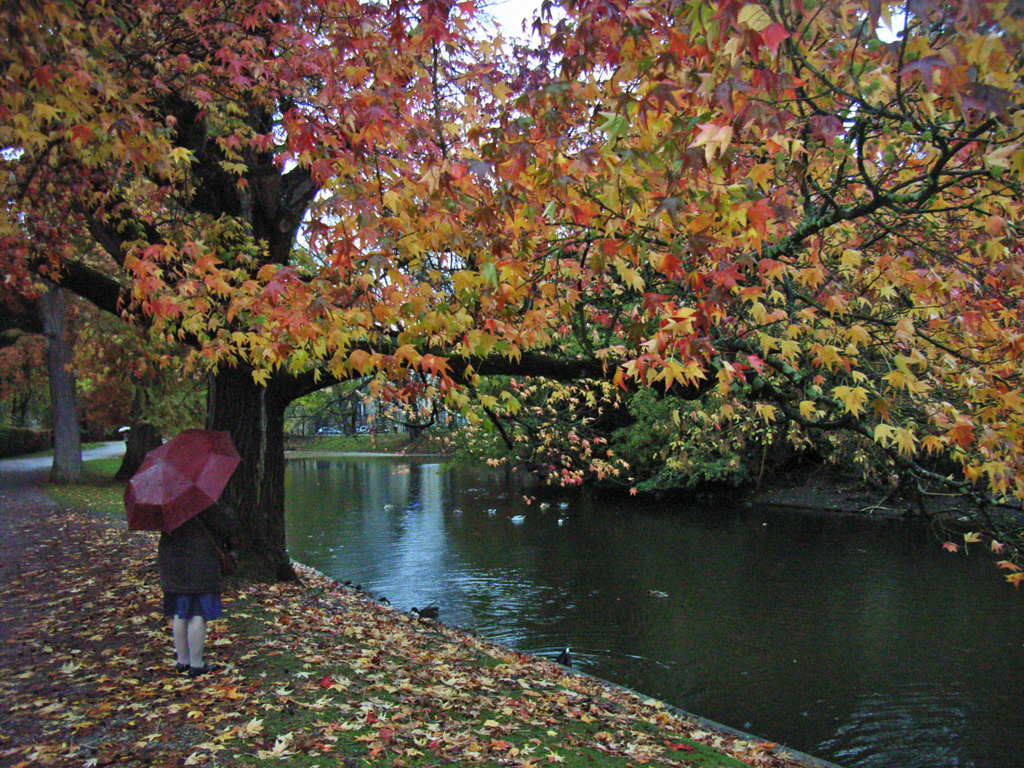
[55,261,128,317]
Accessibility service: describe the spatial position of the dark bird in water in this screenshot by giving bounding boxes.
[412,605,439,620]
[379,595,390,605]
[555,647,572,667]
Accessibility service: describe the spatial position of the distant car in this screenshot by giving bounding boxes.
[355,426,369,433]
[317,427,342,434]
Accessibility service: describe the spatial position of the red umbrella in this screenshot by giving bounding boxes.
[124,429,241,532]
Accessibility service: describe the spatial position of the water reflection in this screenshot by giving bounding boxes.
[285,456,1024,768]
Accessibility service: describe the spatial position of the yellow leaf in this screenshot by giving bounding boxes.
[690,122,734,164]
[33,101,62,122]
[394,344,420,366]
[893,427,918,456]
[169,146,194,165]
[738,4,772,31]
[874,423,896,445]
[847,325,870,347]
[778,339,801,360]
[833,385,868,416]
[748,163,774,192]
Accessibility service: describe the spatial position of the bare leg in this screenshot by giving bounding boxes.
[172,617,190,666]
[187,615,208,669]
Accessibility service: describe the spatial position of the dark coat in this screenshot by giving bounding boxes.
[157,502,239,594]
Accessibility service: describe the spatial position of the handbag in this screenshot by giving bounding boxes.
[196,516,238,577]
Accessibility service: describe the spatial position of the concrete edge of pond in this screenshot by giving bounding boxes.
[292,557,847,768]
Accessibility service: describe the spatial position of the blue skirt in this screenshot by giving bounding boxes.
[163,592,222,620]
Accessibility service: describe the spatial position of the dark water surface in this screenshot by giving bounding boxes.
[284,456,1024,768]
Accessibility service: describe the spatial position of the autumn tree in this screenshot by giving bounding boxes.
[6,0,1024,581]
[487,0,1024,568]
[0,0,628,579]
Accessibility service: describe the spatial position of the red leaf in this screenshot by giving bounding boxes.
[898,56,949,88]
[762,23,789,55]
[664,740,694,752]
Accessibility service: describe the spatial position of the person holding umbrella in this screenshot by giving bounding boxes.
[124,429,242,678]
[157,500,238,677]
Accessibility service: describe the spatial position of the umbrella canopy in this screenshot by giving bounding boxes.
[124,429,240,532]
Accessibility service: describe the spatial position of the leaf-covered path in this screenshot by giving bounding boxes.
[0,462,836,768]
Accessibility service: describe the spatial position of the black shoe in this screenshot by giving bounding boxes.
[188,664,215,678]
[175,662,190,675]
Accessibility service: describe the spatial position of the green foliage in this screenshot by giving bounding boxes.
[612,389,795,493]
[443,377,631,486]
[611,390,744,493]
[0,334,49,430]
[73,300,206,439]
[0,427,51,458]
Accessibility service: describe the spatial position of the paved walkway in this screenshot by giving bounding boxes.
[0,442,128,598]
[0,441,127,632]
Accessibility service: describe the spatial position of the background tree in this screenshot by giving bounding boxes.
[285,383,366,436]
[0,335,48,429]
[40,284,82,482]
[69,299,206,478]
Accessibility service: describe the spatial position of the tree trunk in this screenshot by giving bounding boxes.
[40,284,82,483]
[115,386,164,480]
[207,365,298,582]
[115,423,163,480]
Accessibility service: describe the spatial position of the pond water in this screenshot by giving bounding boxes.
[284,455,1024,768]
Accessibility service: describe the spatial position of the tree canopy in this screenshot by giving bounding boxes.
[4,0,1024,577]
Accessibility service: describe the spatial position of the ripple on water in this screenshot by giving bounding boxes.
[819,681,976,768]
